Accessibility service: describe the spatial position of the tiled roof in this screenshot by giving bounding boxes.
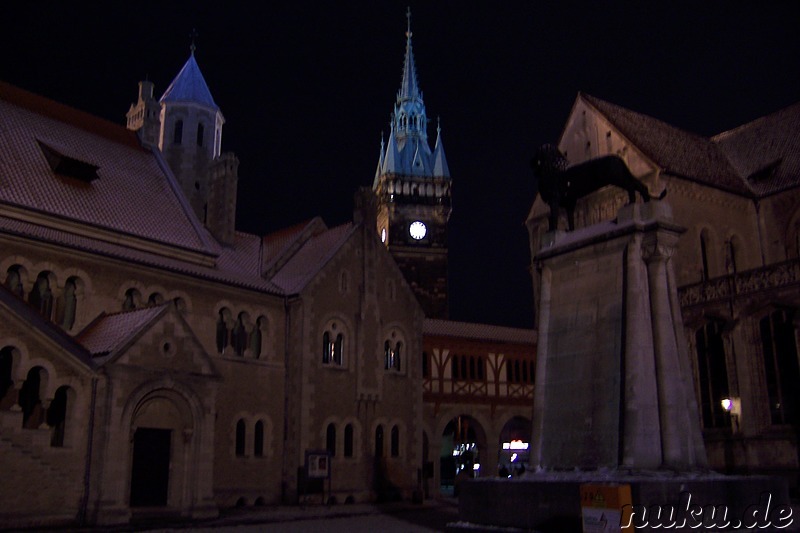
[270,223,356,294]
[423,319,537,345]
[0,215,283,294]
[580,93,753,196]
[76,305,165,357]
[216,231,264,278]
[712,101,800,197]
[261,218,322,271]
[0,83,217,254]
[160,54,218,109]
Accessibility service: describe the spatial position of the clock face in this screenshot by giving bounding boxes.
[409,220,427,240]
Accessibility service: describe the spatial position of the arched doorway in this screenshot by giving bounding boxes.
[129,390,195,509]
[498,416,532,477]
[440,415,487,496]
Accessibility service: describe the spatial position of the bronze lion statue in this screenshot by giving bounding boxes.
[531,144,665,231]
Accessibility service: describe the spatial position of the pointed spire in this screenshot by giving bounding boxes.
[432,117,451,178]
[399,7,420,102]
[160,53,218,109]
[373,132,386,187]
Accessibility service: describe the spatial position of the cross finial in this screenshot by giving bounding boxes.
[405,6,412,38]
[190,28,199,55]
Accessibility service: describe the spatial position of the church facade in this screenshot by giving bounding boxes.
[527,93,800,490]
[0,49,425,525]
[0,18,536,528]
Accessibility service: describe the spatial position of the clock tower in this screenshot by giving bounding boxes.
[373,10,452,318]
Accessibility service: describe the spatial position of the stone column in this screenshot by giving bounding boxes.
[642,225,707,469]
[621,228,662,468]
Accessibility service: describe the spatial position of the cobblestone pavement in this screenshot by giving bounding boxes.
[144,499,461,533]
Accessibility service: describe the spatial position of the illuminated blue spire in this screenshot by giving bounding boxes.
[160,54,218,110]
[378,9,449,179]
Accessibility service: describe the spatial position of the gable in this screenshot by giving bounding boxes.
[0,284,94,377]
[559,96,659,179]
[79,305,217,377]
[570,93,752,196]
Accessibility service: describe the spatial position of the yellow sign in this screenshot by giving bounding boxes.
[580,484,633,533]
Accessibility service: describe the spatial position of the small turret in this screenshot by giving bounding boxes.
[126,43,239,248]
[126,80,161,148]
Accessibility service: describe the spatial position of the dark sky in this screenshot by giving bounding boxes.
[2,2,799,328]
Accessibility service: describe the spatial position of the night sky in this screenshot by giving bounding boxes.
[2,2,799,328]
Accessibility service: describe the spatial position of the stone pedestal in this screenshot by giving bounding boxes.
[531,202,706,470]
[457,202,790,531]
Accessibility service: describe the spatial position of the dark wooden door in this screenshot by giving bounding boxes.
[130,427,171,507]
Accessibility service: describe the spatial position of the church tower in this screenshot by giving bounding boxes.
[373,10,452,319]
[127,45,239,246]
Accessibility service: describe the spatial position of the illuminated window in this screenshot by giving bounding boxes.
[322,323,345,366]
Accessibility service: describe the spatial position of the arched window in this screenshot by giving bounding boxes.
[469,356,476,380]
[375,425,384,458]
[254,420,264,457]
[250,316,265,359]
[695,322,730,428]
[384,340,392,369]
[232,314,247,356]
[29,272,53,319]
[216,308,231,354]
[344,424,354,457]
[196,122,205,147]
[173,119,183,144]
[235,419,246,457]
[326,423,336,456]
[422,351,429,378]
[123,288,140,311]
[322,323,345,366]
[47,386,69,447]
[451,355,458,379]
[333,334,343,365]
[4,266,24,298]
[61,277,78,330]
[760,309,800,425]
[390,425,400,457]
[476,357,484,381]
[506,359,513,382]
[322,331,332,364]
[394,342,402,371]
[19,367,46,429]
